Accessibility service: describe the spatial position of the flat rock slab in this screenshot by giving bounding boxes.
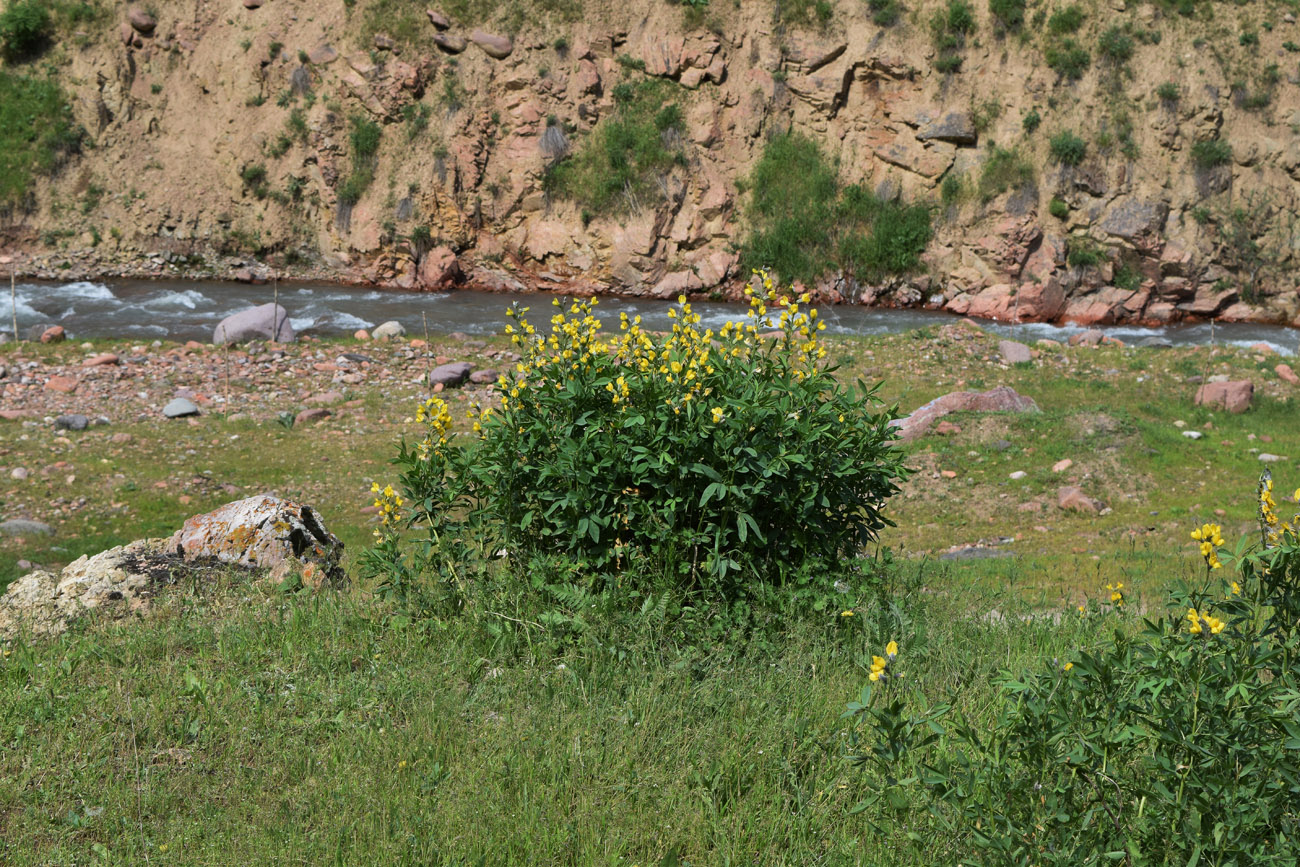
[892,386,1040,442]
[55,414,89,431]
[168,494,344,582]
[163,398,200,418]
[998,339,1032,364]
[0,519,53,537]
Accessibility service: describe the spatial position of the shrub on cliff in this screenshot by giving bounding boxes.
[543,79,686,215]
[740,133,932,288]
[363,276,908,612]
[0,0,50,61]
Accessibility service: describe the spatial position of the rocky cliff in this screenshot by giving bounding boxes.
[3,0,1300,327]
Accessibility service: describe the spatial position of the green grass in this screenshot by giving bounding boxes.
[543,78,685,216]
[0,70,84,208]
[740,133,932,286]
[3,329,1299,862]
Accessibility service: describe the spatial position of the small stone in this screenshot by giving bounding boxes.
[1277,364,1299,385]
[1051,458,1073,473]
[110,432,133,444]
[1182,430,1203,440]
[354,329,371,341]
[41,325,67,344]
[305,391,345,406]
[934,420,962,435]
[54,414,89,431]
[371,321,405,340]
[127,7,156,34]
[1068,329,1104,347]
[83,353,120,367]
[429,362,474,388]
[426,8,451,29]
[940,470,957,479]
[468,368,500,384]
[1009,471,1027,480]
[469,29,513,59]
[163,398,200,419]
[1259,453,1283,463]
[10,467,29,480]
[1173,420,1186,428]
[1058,486,1104,514]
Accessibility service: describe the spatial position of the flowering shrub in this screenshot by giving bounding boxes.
[846,474,1300,864]
[363,272,907,608]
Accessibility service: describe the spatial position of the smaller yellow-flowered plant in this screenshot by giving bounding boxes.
[370,482,404,538]
[840,609,855,617]
[869,641,899,682]
[1231,580,1241,596]
[413,396,453,461]
[1106,582,1124,606]
[1191,522,1225,570]
[1185,607,1225,637]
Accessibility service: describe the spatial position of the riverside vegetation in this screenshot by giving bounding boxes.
[3,280,1300,862]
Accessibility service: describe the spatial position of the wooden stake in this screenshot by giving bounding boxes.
[9,268,16,344]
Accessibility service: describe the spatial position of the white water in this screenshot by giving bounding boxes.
[0,279,1295,355]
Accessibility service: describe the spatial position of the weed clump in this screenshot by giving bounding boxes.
[0,0,49,60]
[1049,130,1087,165]
[1191,138,1232,170]
[0,70,84,209]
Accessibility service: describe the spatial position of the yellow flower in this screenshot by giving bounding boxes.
[710,407,725,423]
[1063,662,1073,672]
[885,640,898,658]
[1231,581,1241,596]
[1105,583,1124,606]
[840,609,855,617]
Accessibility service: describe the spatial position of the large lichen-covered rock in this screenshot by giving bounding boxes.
[891,386,1040,442]
[0,540,175,639]
[168,494,344,582]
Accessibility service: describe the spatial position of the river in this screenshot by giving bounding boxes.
[2,279,1296,355]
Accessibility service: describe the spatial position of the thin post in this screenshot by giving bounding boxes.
[272,276,280,342]
[9,268,16,344]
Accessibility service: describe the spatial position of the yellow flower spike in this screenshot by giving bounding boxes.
[885,640,898,658]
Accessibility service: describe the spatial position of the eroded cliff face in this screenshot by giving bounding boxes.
[5,0,1300,326]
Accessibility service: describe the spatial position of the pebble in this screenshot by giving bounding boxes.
[940,470,957,478]
[1259,453,1283,463]
[10,467,29,480]
[1182,431,1203,440]
[1051,458,1073,473]
[54,414,89,431]
[1009,471,1027,480]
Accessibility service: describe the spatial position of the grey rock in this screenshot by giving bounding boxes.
[163,398,200,418]
[1182,430,1203,440]
[214,303,295,345]
[918,112,977,145]
[54,414,89,431]
[1138,336,1173,348]
[371,320,406,340]
[940,546,1013,561]
[127,7,156,34]
[468,368,500,384]
[0,519,53,537]
[1259,453,1283,463]
[429,362,474,388]
[426,9,452,29]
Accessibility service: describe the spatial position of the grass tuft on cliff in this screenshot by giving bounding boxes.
[740,133,932,289]
[0,70,84,210]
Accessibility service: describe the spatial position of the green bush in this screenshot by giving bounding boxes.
[544,79,685,216]
[1044,38,1090,80]
[1156,81,1180,102]
[1191,138,1232,169]
[739,133,932,286]
[931,0,975,72]
[363,286,908,607]
[977,146,1035,202]
[989,0,1025,32]
[846,476,1300,864]
[1097,25,1135,64]
[1021,107,1041,133]
[0,0,50,60]
[1047,4,1084,34]
[1049,130,1087,165]
[1065,235,1103,266]
[779,0,834,24]
[868,0,901,26]
[349,114,382,162]
[0,71,84,207]
[1048,197,1069,219]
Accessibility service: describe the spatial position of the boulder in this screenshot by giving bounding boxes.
[1058,486,1105,514]
[294,408,332,425]
[163,398,200,418]
[1099,199,1169,242]
[308,43,339,64]
[469,368,499,384]
[1277,363,1299,385]
[243,0,262,8]
[168,494,344,582]
[127,7,156,34]
[470,29,512,59]
[998,340,1032,364]
[45,375,78,394]
[371,320,406,340]
[1068,329,1104,347]
[418,246,463,290]
[83,353,120,366]
[54,414,89,431]
[918,112,977,145]
[432,33,467,54]
[0,540,175,639]
[429,362,474,387]
[214,303,295,344]
[426,9,451,29]
[1195,380,1253,413]
[892,386,1040,442]
[40,325,66,343]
